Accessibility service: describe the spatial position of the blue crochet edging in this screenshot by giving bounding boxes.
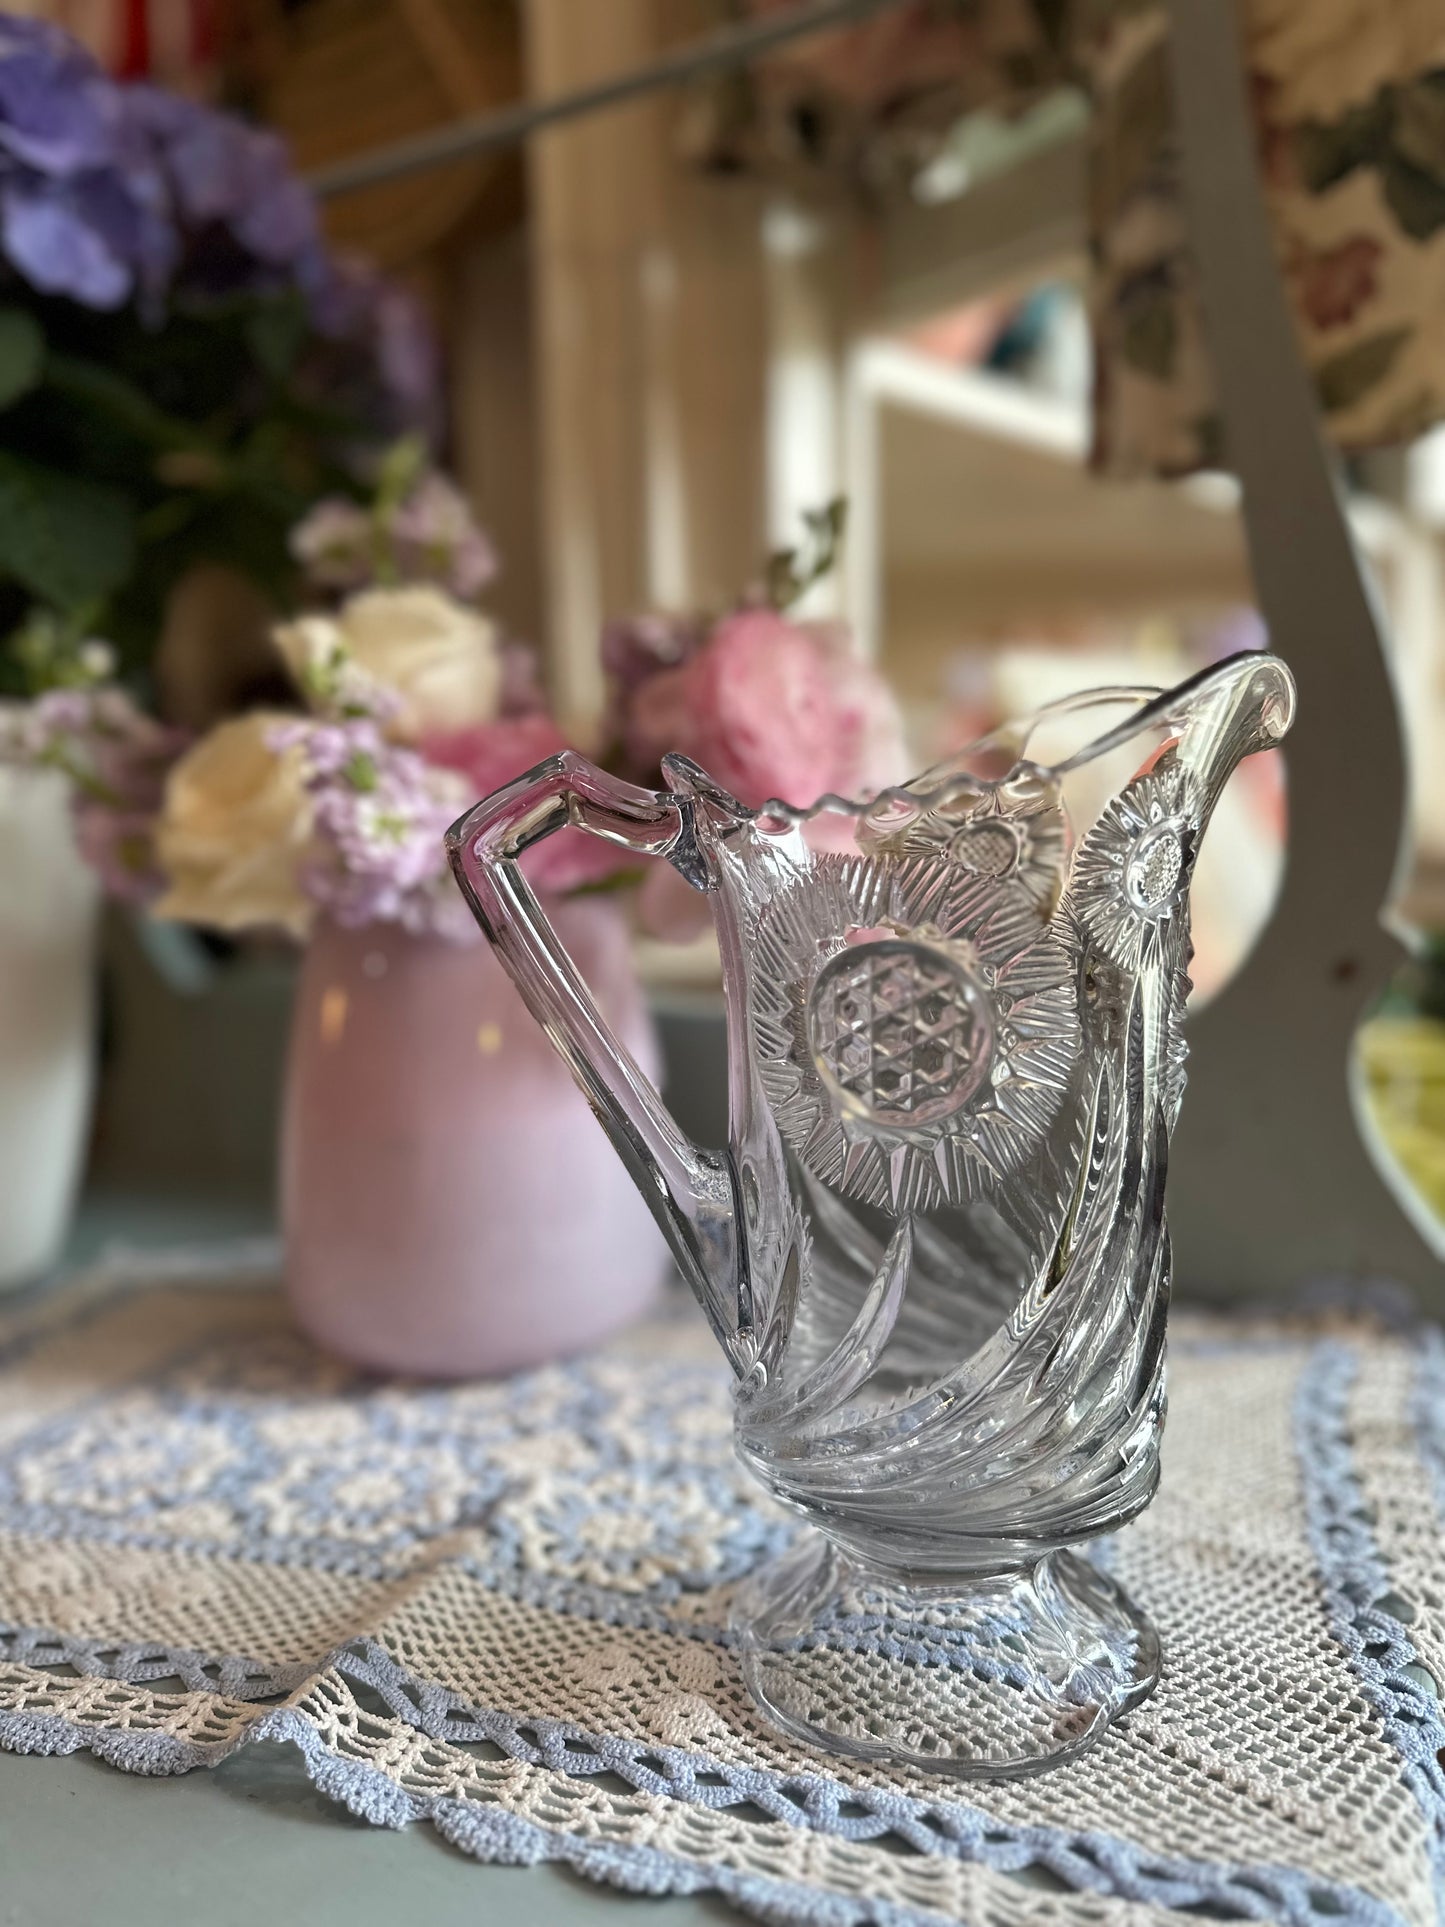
[328,1633,1410,1926]
[0,1703,969,1927]
[1294,1342,1445,1893]
[0,1622,309,1702]
[0,1665,1404,1927]
[4,1607,1404,1927]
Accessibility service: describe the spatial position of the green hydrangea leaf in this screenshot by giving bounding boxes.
[245,297,308,381]
[0,308,43,411]
[0,452,135,611]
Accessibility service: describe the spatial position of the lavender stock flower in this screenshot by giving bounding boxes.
[273,715,469,940]
[290,472,495,602]
[1,677,183,904]
[288,499,377,593]
[600,610,705,691]
[390,474,497,598]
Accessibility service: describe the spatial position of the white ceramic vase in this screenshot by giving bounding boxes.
[0,766,99,1289]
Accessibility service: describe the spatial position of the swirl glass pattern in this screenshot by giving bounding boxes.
[447,652,1296,1777]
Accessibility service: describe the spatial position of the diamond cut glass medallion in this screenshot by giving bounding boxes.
[807,938,994,1127]
[1127,821,1186,911]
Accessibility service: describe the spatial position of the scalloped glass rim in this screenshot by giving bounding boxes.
[658,651,1296,835]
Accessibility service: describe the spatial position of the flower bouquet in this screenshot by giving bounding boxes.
[5,456,907,1368]
[163,488,907,1372]
[135,488,906,961]
[0,16,442,1283]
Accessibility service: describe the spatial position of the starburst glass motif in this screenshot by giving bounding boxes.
[751,853,1080,1213]
[858,768,1069,914]
[1068,763,1196,970]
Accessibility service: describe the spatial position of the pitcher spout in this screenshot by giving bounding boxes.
[1154,650,1295,820]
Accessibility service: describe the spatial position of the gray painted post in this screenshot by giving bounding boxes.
[1162,0,1443,1303]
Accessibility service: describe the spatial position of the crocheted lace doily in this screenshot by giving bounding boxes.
[0,1248,1441,1927]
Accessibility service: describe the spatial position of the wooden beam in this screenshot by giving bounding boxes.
[524,0,771,735]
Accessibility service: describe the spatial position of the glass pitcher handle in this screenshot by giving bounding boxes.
[446,753,744,1363]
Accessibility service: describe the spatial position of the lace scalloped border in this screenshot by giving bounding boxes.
[0,1637,1405,1927]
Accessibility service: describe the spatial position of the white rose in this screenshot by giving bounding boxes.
[274,586,500,742]
[153,713,314,937]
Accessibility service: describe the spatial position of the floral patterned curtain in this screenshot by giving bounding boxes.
[695,0,1445,478]
[1089,0,1445,474]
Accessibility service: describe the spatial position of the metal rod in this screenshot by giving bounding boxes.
[307,0,907,199]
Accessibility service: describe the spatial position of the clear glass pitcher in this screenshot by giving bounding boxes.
[448,650,1295,1776]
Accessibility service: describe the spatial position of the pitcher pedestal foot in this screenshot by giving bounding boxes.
[733,1536,1160,1780]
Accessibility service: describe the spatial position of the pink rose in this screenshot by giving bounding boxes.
[627,608,904,811]
[807,622,910,799]
[423,715,631,897]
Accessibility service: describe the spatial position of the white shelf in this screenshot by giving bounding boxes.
[842,341,1445,875]
[844,343,1256,679]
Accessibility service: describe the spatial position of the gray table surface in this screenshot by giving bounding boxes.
[0,1746,739,1927]
[0,1190,740,1926]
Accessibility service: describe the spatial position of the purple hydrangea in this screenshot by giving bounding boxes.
[0,19,176,310]
[301,252,441,436]
[0,13,440,434]
[125,84,317,268]
[0,16,118,176]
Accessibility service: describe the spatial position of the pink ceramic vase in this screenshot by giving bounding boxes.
[281,900,668,1377]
